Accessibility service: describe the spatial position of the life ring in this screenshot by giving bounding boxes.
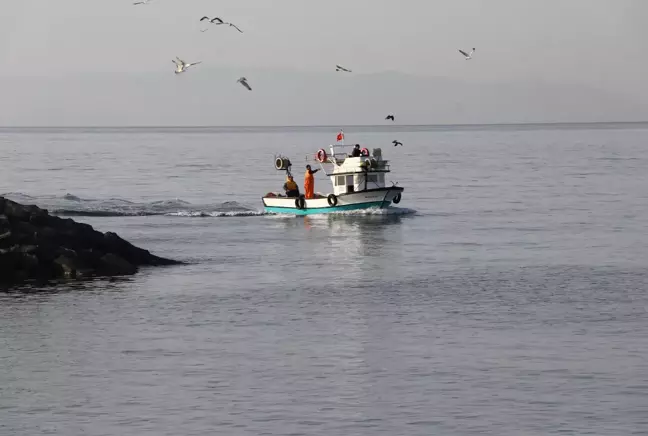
[295,195,306,209]
[327,194,338,207]
[393,193,402,204]
[360,147,370,157]
[316,149,327,163]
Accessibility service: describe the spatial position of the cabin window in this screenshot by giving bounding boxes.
[367,174,378,184]
[336,176,345,186]
[346,175,354,187]
[378,174,385,184]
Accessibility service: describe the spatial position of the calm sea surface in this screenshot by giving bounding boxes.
[1,124,647,435]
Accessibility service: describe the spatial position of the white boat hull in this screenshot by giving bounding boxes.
[262,187,403,215]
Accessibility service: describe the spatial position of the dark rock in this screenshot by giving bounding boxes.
[14,220,38,238]
[3,200,32,221]
[34,226,60,242]
[29,213,50,227]
[0,196,182,285]
[19,253,40,272]
[54,255,79,279]
[16,245,38,254]
[102,232,178,266]
[98,253,137,276]
[33,243,60,265]
[0,230,16,250]
[77,248,105,266]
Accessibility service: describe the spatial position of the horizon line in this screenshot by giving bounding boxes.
[1,121,648,129]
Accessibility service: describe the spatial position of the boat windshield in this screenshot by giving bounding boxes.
[329,144,358,161]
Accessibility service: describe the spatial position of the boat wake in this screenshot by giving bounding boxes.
[2,193,416,219]
[2,192,265,218]
[327,206,417,216]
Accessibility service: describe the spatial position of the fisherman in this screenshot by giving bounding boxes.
[304,164,320,199]
[283,175,300,198]
[351,144,362,157]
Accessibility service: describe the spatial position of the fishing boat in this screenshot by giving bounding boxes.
[262,135,404,215]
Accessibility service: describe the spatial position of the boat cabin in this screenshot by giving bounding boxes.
[317,144,391,195]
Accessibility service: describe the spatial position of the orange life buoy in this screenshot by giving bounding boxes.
[316,149,327,163]
[360,147,369,157]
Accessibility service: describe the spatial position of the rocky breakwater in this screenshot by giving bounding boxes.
[0,197,182,284]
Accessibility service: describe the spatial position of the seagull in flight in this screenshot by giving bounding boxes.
[227,22,243,33]
[458,48,475,60]
[336,64,352,73]
[200,16,223,24]
[133,0,153,4]
[199,16,243,33]
[385,114,395,121]
[172,57,201,74]
[392,140,403,147]
[237,77,252,91]
[199,16,218,31]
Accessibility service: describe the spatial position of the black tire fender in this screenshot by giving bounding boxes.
[295,195,306,209]
[393,193,402,204]
[327,194,338,207]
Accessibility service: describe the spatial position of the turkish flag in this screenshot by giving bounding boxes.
[336,131,344,142]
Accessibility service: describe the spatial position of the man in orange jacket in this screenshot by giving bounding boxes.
[304,164,320,199]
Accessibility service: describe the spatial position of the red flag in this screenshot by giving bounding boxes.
[336,131,344,142]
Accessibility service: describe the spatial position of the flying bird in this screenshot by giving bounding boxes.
[228,22,243,33]
[458,48,475,60]
[133,0,153,4]
[172,57,201,74]
[199,16,223,23]
[237,77,252,91]
[200,17,242,32]
[385,114,395,121]
[336,64,352,73]
[392,140,403,147]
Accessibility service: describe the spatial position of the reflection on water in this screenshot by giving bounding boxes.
[323,213,403,257]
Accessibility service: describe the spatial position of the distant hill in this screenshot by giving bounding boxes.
[2,68,646,126]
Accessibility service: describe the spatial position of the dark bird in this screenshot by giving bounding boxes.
[336,64,352,73]
[228,23,243,33]
[385,114,395,121]
[237,77,252,91]
[200,16,211,21]
[210,17,224,24]
[392,140,403,147]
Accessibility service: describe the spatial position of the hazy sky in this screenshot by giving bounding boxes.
[1,0,647,125]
